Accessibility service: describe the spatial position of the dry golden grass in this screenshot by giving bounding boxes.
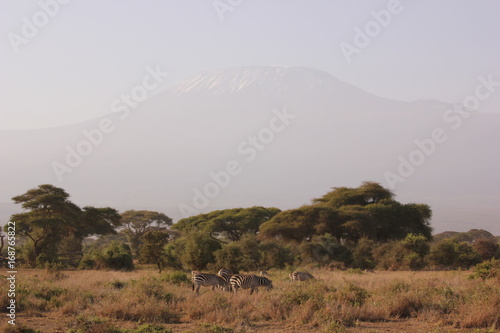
[1,267,499,332]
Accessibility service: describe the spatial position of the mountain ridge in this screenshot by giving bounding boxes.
[0,66,498,234]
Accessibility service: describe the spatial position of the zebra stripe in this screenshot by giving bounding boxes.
[192,273,228,293]
[230,274,273,294]
[218,269,233,276]
[217,269,233,292]
[289,271,315,282]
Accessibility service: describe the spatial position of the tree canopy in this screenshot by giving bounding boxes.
[173,206,281,242]
[119,210,173,255]
[259,182,432,243]
[8,184,121,264]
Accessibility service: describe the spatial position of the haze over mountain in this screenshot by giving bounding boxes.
[1,66,498,234]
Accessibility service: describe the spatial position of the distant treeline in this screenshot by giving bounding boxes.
[3,183,499,272]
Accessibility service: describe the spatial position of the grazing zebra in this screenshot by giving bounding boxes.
[230,274,273,294]
[192,273,228,293]
[289,271,315,282]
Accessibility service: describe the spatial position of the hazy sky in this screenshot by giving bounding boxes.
[1,0,499,130]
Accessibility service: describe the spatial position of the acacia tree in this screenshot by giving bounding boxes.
[8,184,121,265]
[119,210,173,256]
[174,206,281,242]
[259,181,432,243]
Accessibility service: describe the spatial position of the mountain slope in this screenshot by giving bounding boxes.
[1,66,498,234]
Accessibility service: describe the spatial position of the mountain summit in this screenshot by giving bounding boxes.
[169,66,362,97]
[0,66,498,234]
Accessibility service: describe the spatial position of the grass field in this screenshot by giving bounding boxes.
[1,267,499,333]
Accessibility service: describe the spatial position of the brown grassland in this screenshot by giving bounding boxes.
[1,267,499,333]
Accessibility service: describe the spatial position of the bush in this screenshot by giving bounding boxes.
[79,242,134,271]
[428,238,482,269]
[468,259,500,280]
[351,237,376,269]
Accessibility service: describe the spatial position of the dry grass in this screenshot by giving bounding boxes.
[1,268,499,332]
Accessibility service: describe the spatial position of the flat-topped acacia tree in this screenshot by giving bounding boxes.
[8,184,121,265]
[259,181,432,243]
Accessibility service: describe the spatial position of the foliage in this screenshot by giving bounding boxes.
[174,206,280,242]
[79,241,134,271]
[351,237,376,269]
[468,259,500,280]
[8,184,121,265]
[428,238,482,269]
[119,210,172,256]
[212,234,293,272]
[312,181,393,207]
[171,229,222,270]
[259,182,432,243]
[372,234,430,271]
[259,205,340,242]
[298,234,352,266]
[138,231,170,272]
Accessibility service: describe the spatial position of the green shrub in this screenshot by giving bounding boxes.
[79,242,134,271]
[468,259,500,280]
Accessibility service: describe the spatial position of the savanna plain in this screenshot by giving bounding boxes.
[1,267,499,333]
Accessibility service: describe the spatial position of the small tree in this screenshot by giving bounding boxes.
[120,210,172,256]
[138,231,170,272]
[173,229,221,270]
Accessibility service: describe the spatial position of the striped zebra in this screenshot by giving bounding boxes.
[217,269,233,292]
[230,274,273,294]
[192,273,228,293]
[289,271,315,282]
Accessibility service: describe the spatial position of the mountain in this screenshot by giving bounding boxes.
[433,229,497,243]
[1,66,499,234]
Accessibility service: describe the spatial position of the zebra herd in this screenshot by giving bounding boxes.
[191,269,314,294]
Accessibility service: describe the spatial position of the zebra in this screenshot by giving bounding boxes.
[192,273,228,293]
[259,270,269,277]
[217,269,233,292]
[230,274,273,294]
[289,271,315,282]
